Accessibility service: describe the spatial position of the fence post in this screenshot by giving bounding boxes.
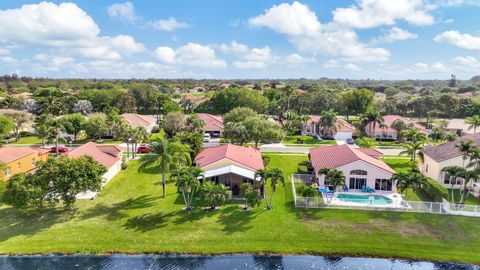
[429,202,433,213]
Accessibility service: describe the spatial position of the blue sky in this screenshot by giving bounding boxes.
[0,0,479,79]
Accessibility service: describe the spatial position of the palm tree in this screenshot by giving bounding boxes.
[138,138,175,198]
[50,118,65,156]
[171,141,192,167]
[318,168,345,202]
[266,168,285,210]
[35,114,54,147]
[172,167,203,210]
[456,140,474,167]
[401,128,426,142]
[255,168,269,203]
[318,109,337,139]
[360,109,384,137]
[201,182,231,210]
[131,127,149,158]
[107,109,124,140]
[456,168,479,205]
[400,141,424,162]
[391,119,407,142]
[465,115,480,134]
[442,166,464,203]
[391,172,413,199]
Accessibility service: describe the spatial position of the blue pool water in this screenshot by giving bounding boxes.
[0,255,477,270]
[336,194,393,205]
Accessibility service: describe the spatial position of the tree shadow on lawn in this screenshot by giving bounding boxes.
[0,207,73,242]
[217,205,265,234]
[79,195,161,221]
[123,210,180,232]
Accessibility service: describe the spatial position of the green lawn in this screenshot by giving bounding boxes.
[282,135,336,146]
[15,135,43,145]
[0,155,479,264]
[447,189,480,205]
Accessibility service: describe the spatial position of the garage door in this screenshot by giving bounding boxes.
[334,132,353,140]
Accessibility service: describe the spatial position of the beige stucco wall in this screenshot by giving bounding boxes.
[102,159,122,186]
[314,160,395,192]
[419,154,465,188]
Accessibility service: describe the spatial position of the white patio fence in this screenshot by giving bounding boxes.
[291,174,480,217]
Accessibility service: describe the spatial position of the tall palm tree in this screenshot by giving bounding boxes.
[456,140,474,167]
[391,119,407,142]
[171,141,192,167]
[138,138,175,198]
[401,128,426,142]
[255,168,269,203]
[392,171,413,199]
[131,127,149,158]
[266,168,285,210]
[318,168,345,202]
[465,115,480,134]
[50,118,65,156]
[360,109,384,137]
[200,181,231,210]
[400,141,424,162]
[172,167,203,210]
[107,109,124,140]
[35,114,54,147]
[456,168,479,205]
[318,109,337,139]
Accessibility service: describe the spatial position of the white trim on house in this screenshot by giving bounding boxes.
[203,164,258,180]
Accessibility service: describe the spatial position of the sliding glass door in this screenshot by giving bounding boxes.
[349,178,366,190]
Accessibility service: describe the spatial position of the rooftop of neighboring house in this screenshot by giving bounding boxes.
[446,118,475,134]
[121,113,156,129]
[422,133,480,162]
[197,113,224,132]
[183,94,201,100]
[67,142,123,169]
[307,116,356,132]
[372,115,427,133]
[194,144,264,170]
[0,146,50,164]
[309,144,394,173]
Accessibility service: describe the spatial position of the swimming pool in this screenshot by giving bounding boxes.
[335,194,393,205]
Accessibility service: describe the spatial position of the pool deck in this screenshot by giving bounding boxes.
[323,191,404,208]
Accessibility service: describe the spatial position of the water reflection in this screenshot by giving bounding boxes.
[0,254,478,270]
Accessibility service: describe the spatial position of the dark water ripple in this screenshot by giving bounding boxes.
[0,254,478,270]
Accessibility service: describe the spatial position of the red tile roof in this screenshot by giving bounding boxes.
[194,144,264,170]
[198,113,224,132]
[373,115,427,133]
[357,148,382,159]
[0,146,49,164]
[67,142,122,169]
[309,145,394,173]
[121,113,156,129]
[307,116,356,132]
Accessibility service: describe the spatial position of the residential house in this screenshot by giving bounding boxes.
[419,134,480,189]
[67,142,123,184]
[445,119,476,136]
[194,144,264,196]
[121,113,157,133]
[0,146,50,180]
[302,116,356,140]
[309,145,396,192]
[198,113,224,137]
[366,115,427,140]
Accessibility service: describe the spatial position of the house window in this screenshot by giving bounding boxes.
[349,178,366,189]
[444,179,450,185]
[4,168,11,176]
[211,176,219,184]
[350,169,367,176]
[375,179,392,191]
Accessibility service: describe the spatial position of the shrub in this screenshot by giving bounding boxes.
[296,137,305,144]
[262,156,271,167]
[422,177,449,202]
[151,125,160,133]
[121,156,128,170]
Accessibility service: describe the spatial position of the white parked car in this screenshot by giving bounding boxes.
[203,133,211,142]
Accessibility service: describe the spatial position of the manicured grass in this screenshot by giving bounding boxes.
[0,155,479,264]
[447,189,480,205]
[147,131,165,142]
[282,135,336,146]
[15,135,43,145]
[382,157,413,173]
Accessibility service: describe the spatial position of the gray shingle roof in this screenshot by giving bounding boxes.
[422,133,480,162]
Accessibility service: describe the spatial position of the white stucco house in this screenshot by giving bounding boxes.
[309,145,396,192]
[302,116,356,140]
[366,115,428,140]
[194,144,264,196]
[419,134,480,191]
[67,142,123,185]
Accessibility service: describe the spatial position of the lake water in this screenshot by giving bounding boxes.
[0,254,478,270]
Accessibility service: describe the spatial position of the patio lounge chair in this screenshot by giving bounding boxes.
[318,186,326,193]
[343,186,349,192]
[367,186,374,193]
[361,185,367,193]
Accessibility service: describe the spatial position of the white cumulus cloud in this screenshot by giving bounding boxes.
[155,43,226,68]
[108,1,137,22]
[149,17,190,31]
[434,30,480,50]
[373,27,418,43]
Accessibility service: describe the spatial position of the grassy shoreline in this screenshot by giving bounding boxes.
[0,155,479,264]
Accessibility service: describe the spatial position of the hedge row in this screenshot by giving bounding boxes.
[422,177,449,202]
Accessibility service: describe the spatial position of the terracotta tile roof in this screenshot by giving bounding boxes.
[0,146,49,164]
[197,113,224,132]
[194,144,264,170]
[309,145,394,173]
[372,115,427,133]
[357,148,382,159]
[67,142,122,169]
[183,94,200,100]
[422,133,480,162]
[121,113,156,129]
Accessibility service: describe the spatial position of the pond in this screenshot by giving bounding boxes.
[0,254,478,270]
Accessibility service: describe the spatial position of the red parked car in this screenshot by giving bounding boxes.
[137,145,151,153]
[50,146,68,153]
